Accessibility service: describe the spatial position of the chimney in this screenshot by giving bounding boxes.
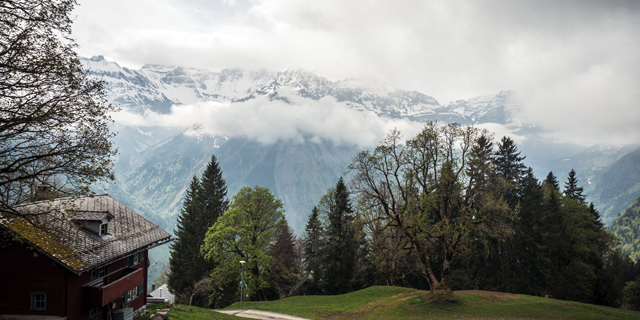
[35,185,54,201]
[152,284,156,291]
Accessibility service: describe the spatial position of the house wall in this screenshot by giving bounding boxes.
[0,241,67,317]
[0,240,149,320]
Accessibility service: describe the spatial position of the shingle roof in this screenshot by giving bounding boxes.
[72,210,113,221]
[2,194,172,274]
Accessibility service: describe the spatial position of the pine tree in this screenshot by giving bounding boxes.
[199,155,229,223]
[493,136,527,208]
[169,177,203,302]
[564,169,586,203]
[513,167,548,294]
[544,171,560,191]
[320,177,356,295]
[302,207,323,294]
[168,155,228,306]
[269,222,300,298]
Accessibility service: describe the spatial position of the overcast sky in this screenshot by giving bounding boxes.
[72,0,640,146]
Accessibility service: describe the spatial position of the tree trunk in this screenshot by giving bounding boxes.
[257,289,268,301]
[438,251,453,293]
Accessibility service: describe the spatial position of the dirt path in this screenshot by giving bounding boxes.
[216,309,311,320]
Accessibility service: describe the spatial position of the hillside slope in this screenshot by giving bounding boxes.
[610,196,640,261]
[218,286,639,320]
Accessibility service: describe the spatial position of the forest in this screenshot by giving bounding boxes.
[166,122,640,311]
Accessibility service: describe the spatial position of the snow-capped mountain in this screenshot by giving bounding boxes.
[82,56,519,126]
[84,56,640,283]
[83,56,276,113]
[84,55,529,235]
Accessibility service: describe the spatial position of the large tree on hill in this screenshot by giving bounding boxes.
[318,177,357,295]
[0,0,116,225]
[349,123,512,292]
[202,186,285,302]
[169,155,228,306]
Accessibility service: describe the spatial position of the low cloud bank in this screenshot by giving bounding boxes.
[111,90,426,148]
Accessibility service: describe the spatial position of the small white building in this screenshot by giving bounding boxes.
[148,284,175,303]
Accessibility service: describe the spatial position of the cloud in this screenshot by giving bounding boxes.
[74,0,640,146]
[111,89,425,148]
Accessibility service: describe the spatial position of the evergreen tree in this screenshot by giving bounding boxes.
[319,177,356,295]
[493,136,527,208]
[199,155,229,223]
[269,222,300,299]
[544,171,560,191]
[168,155,228,306]
[169,177,204,302]
[513,168,548,294]
[564,169,586,203]
[302,207,323,294]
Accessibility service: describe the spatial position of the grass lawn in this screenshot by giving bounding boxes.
[224,286,640,320]
[165,304,238,320]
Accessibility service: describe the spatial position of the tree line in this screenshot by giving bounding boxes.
[167,123,640,310]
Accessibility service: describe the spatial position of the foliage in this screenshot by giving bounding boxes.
[202,185,285,303]
[302,206,324,294]
[268,221,301,299]
[349,123,513,292]
[493,136,527,208]
[169,155,228,307]
[188,277,214,311]
[0,0,117,224]
[622,280,640,311]
[610,196,640,262]
[564,169,586,203]
[318,177,357,294]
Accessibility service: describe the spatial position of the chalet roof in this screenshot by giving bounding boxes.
[1,194,172,274]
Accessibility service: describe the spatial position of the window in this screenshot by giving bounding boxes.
[30,293,46,311]
[91,266,108,280]
[128,252,145,267]
[89,307,99,317]
[99,222,109,235]
[124,284,144,303]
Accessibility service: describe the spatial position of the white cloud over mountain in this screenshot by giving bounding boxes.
[75,0,640,146]
[111,89,425,148]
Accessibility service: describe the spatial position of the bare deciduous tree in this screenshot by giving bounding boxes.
[0,0,116,227]
[188,277,213,311]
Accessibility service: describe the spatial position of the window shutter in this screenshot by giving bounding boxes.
[128,255,134,267]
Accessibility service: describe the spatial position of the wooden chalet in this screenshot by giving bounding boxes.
[0,194,172,320]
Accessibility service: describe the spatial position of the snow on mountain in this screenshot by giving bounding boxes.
[81,56,275,113]
[444,90,518,124]
[83,56,519,124]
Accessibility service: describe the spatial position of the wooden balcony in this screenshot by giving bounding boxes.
[84,267,143,307]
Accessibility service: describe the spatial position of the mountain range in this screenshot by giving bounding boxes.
[81,55,640,272]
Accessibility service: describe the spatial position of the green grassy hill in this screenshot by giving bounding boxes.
[208,286,639,320]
